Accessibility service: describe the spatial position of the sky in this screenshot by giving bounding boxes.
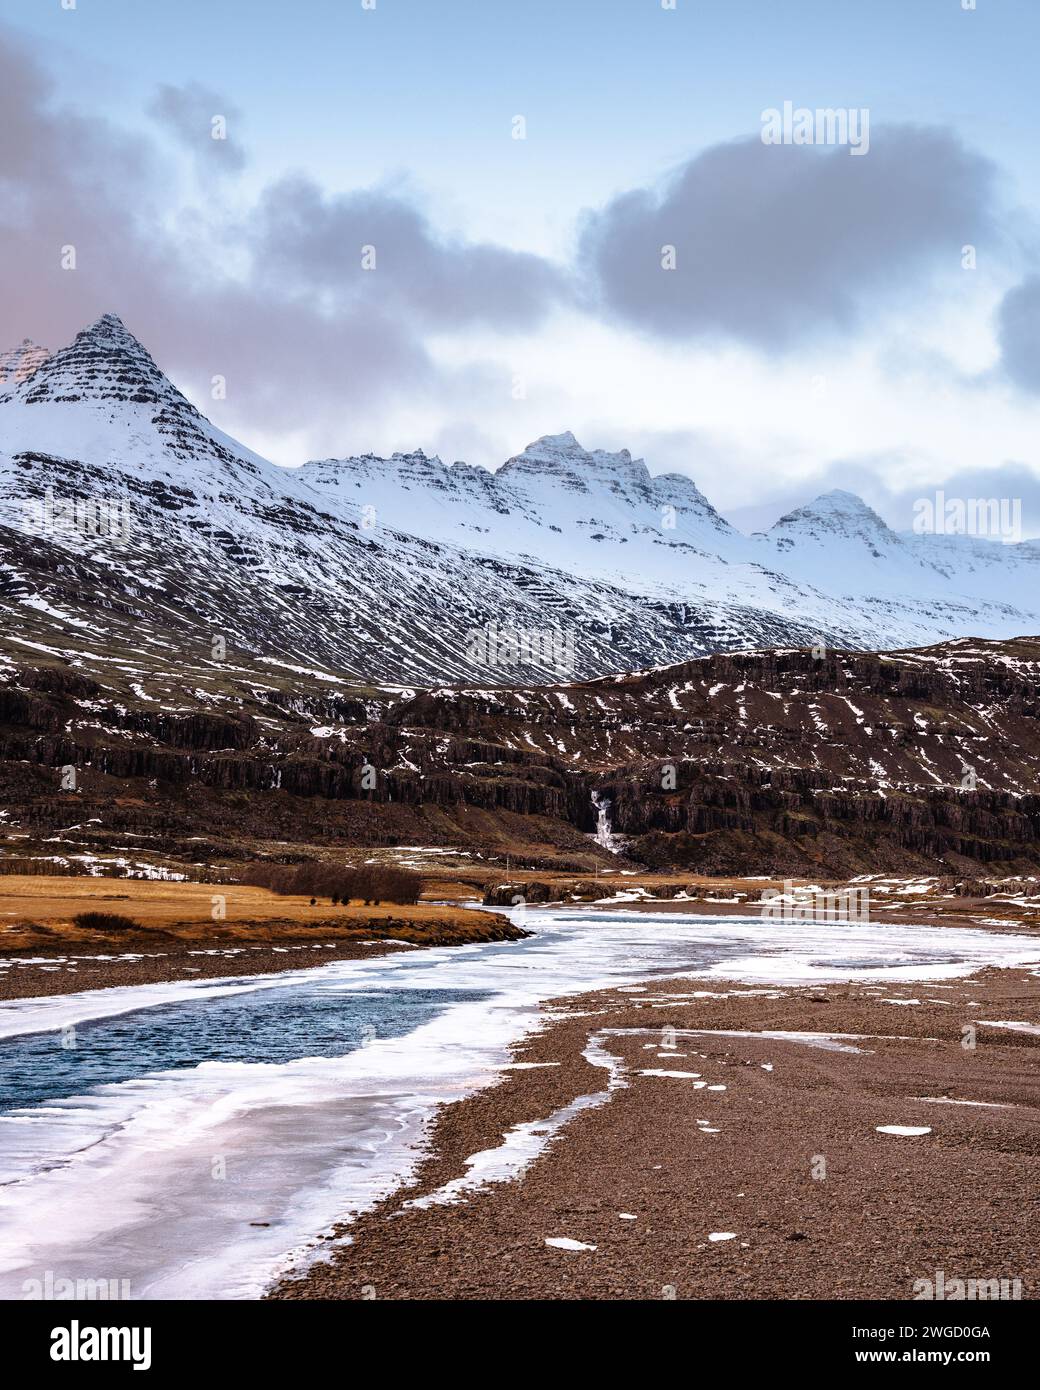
[3,0,1040,534]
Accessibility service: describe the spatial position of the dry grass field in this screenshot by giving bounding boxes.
[0,875,509,953]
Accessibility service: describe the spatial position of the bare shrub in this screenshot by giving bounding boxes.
[73,912,141,931]
[239,861,421,906]
[349,866,421,905]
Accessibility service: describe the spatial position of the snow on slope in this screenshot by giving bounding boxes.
[0,313,285,496]
[758,490,951,596]
[305,441,1039,650]
[1,313,1038,687]
[305,430,745,597]
[0,317,844,683]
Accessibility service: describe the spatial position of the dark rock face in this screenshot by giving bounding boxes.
[1,635,1040,876]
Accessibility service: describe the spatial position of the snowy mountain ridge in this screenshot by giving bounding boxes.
[1,313,1038,686]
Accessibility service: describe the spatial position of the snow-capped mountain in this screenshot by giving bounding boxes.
[306,434,1039,651]
[0,316,824,683]
[304,430,741,597]
[0,339,50,389]
[1,313,1038,687]
[757,488,1040,618]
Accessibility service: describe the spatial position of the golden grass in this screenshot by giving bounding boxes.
[0,875,505,951]
[419,878,486,902]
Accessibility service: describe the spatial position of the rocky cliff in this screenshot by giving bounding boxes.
[2,634,1038,878]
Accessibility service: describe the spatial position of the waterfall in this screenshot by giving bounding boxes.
[590,790,619,853]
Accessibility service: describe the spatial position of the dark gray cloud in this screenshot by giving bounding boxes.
[247,174,569,331]
[149,81,247,174]
[996,275,1040,393]
[579,127,998,348]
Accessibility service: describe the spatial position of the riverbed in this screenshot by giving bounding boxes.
[1,908,1038,1300]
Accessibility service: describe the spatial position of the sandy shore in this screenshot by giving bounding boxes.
[271,965,1040,1301]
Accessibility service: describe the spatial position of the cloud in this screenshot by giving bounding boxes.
[996,275,1040,393]
[578,126,999,349]
[871,460,1040,540]
[0,24,564,456]
[723,456,1040,539]
[149,81,246,174]
[246,174,569,331]
[2,20,1032,490]
[0,28,160,348]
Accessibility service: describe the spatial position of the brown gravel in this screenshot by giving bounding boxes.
[270,966,1040,1301]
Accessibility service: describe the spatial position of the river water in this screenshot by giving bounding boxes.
[1,907,1037,1299]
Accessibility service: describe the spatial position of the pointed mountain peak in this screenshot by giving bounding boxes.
[499,432,586,482]
[518,432,641,473]
[652,472,736,533]
[813,488,878,512]
[536,430,581,450]
[508,431,586,463]
[80,312,135,344]
[769,489,903,564]
[75,312,167,364]
[773,489,891,531]
[14,312,201,419]
[498,431,663,508]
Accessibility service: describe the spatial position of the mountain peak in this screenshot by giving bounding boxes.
[12,312,200,419]
[773,489,891,532]
[0,338,50,385]
[504,431,587,467]
[531,430,581,451]
[653,471,736,534]
[766,488,909,577]
[816,488,876,510]
[81,312,134,344]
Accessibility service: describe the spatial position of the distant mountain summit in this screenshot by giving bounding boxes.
[0,339,50,387]
[0,314,277,490]
[772,489,894,543]
[2,313,1040,686]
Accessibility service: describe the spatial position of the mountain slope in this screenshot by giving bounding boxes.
[0,318,847,685]
[304,441,1040,653]
[0,340,50,389]
[2,632,1039,879]
[1,314,1039,689]
[303,429,743,598]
